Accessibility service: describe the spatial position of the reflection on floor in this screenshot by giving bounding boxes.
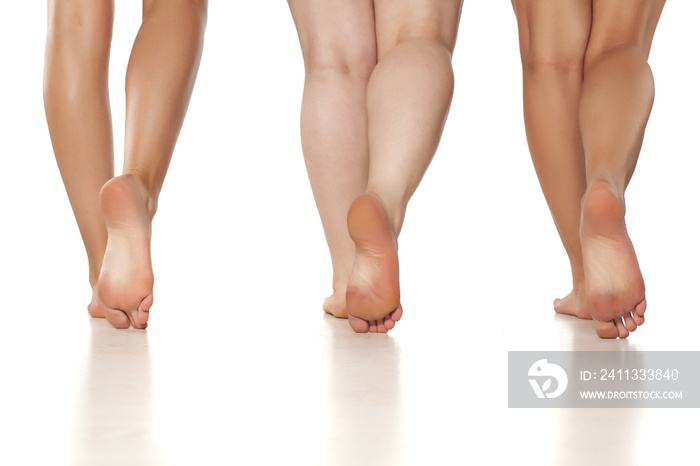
[0,292,696,466]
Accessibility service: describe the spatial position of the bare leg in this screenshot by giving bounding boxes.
[511,0,591,319]
[512,0,665,338]
[97,0,207,328]
[287,0,376,319]
[579,0,665,338]
[44,0,115,319]
[345,0,463,332]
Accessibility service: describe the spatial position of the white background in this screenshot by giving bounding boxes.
[0,2,698,465]
[2,2,697,330]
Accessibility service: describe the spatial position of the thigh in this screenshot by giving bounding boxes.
[511,0,592,66]
[587,0,666,59]
[288,0,377,70]
[373,0,463,59]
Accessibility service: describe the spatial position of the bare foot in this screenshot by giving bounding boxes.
[346,193,402,333]
[580,181,646,339]
[323,288,348,318]
[553,287,590,319]
[88,284,107,318]
[97,174,154,329]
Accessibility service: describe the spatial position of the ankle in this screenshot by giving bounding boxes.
[571,278,585,295]
[88,256,103,287]
[121,172,159,219]
[584,178,625,207]
[331,279,349,295]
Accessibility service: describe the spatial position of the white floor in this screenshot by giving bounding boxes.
[1,2,699,465]
[1,262,698,466]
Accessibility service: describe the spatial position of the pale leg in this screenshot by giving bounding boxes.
[345,0,463,332]
[287,0,377,319]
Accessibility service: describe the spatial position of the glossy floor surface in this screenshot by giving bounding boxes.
[1,277,698,466]
[1,2,699,465]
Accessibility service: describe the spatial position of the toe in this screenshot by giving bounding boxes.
[594,319,619,339]
[390,305,403,322]
[633,313,645,326]
[348,314,369,333]
[635,299,647,316]
[105,308,131,329]
[376,320,388,333]
[137,309,149,328]
[614,318,629,339]
[369,321,378,333]
[624,312,638,332]
[383,316,395,330]
[136,294,152,328]
[126,310,141,329]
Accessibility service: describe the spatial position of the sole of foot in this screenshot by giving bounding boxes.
[97,174,154,329]
[580,181,646,339]
[346,193,402,333]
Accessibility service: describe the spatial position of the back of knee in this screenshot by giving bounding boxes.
[303,40,376,81]
[143,0,208,20]
[583,43,649,73]
[522,46,585,78]
[47,2,113,51]
[391,20,456,55]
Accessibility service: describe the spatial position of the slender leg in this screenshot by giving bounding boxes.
[44,0,115,319]
[578,0,665,338]
[345,0,463,332]
[97,0,207,328]
[511,0,591,319]
[287,0,377,318]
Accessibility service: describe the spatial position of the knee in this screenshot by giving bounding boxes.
[583,43,649,75]
[143,0,208,21]
[47,1,113,52]
[391,21,456,54]
[302,39,376,82]
[522,45,585,79]
[180,0,208,17]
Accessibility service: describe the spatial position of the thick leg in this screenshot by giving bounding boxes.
[97,0,207,328]
[511,0,591,319]
[578,0,665,338]
[44,0,115,319]
[287,0,376,319]
[345,0,463,332]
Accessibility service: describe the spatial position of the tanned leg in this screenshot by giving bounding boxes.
[578,0,665,338]
[97,0,207,328]
[44,0,115,319]
[511,0,591,319]
[512,0,664,338]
